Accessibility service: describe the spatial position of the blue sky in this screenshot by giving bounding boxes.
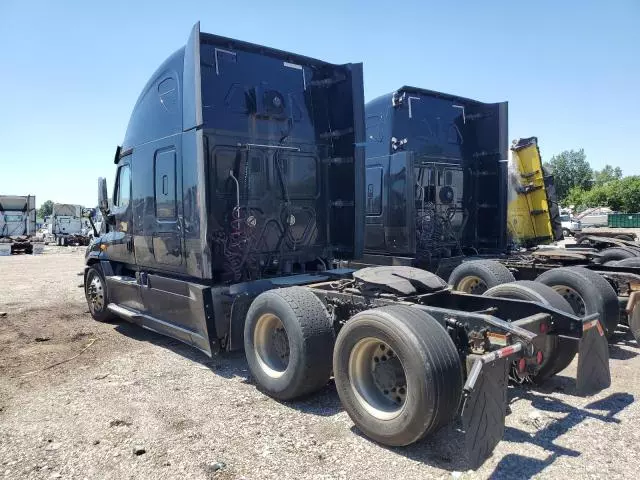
[0,0,638,208]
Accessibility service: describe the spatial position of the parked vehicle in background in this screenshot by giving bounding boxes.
[559,211,582,237]
[44,203,91,246]
[578,206,612,227]
[349,84,640,344]
[0,194,41,254]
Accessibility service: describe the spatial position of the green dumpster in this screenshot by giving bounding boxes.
[608,213,640,228]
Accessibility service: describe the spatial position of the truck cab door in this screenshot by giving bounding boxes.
[108,156,136,267]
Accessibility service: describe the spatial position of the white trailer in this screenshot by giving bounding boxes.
[0,195,41,254]
[44,203,90,246]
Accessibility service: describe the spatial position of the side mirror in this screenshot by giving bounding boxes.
[98,177,109,216]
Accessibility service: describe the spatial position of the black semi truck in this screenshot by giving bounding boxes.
[353,86,640,343]
[85,24,612,469]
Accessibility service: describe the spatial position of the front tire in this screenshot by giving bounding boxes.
[84,266,115,322]
[244,287,335,401]
[333,305,462,447]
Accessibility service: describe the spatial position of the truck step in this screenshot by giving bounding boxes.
[107,304,141,320]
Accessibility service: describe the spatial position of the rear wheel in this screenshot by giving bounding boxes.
[612,257,640,268]
[244,287,335,400]
[562,228,571,238]
[615,234,634,241]
[483,281,576,379]
[333,305,462,446]
[536,266,619,337]
[448,260,515,294]
[598,247,636,264]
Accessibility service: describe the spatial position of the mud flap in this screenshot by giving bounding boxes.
[626,291,640,344]
[630,305,640,345]
[461,348,513,469]
[576,315,611,395]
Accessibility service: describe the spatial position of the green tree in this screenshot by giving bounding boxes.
[593,165,623,185]
[544,149,592,201]
[618,176,640,212]
[582,182,623,211]
[37,200,54,218]
[564,186,587,210]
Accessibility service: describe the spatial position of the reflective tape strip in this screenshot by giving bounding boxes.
[496,344,519,358]
[583,318,603,336]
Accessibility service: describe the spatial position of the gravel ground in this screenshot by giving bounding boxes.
[1,249,640,480]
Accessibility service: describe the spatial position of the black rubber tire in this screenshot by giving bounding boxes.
[597,247,636,264]
[333,305,462,447]
[536,266,619,337]
[483,281,576,379]
[84,266,116,322]
[612,257,640,268]
[244,287,335,401]
[562,228,571,238]
[448,260,515,294]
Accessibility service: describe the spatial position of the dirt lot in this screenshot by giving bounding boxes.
[1,250,640,480]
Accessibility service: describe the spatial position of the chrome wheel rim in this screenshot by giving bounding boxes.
[87,274,105,313]
[349,338,407,420]
[457,275,487,294]
[254,314,290,378]
[552,285,587,317]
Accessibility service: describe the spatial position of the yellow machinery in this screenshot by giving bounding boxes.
[507,137,562,247]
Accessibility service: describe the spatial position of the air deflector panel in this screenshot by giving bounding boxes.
[183,22,203,131]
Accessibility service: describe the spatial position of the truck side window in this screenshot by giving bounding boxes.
[114,164,131,208]
[155,149,177,219]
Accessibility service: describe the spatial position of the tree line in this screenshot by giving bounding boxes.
[543,149,640,213]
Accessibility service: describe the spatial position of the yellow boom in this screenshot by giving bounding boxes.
[507,137,561,247]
